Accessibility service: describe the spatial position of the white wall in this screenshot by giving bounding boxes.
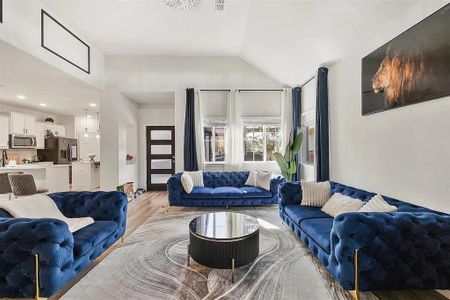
[100,91,139,190]
[327,3,450,213]
[138,103,175,188]
[0,0,104,89]
[300,78,316,181]
[104,56,282,189]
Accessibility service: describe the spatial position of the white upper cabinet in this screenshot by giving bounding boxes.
[10,113,25,134]
[24,115,36,135]
[36,122,67,149]
[0,116,9,148]
[35,122,46,149]
[56,125,66,137]
[9,112,36,135]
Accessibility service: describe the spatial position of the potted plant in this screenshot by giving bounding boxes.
[274,132,303,182]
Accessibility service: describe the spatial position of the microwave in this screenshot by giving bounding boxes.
[9,134,37,149]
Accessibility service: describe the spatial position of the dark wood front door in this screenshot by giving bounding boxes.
[146,126,175,191]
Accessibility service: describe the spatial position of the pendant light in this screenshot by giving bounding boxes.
[96,112,100,139]
[84,109,89,138]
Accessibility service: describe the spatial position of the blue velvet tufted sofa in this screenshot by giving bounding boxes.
[168,171,284,207]
[0,191,128,298]
[279,181,450,292]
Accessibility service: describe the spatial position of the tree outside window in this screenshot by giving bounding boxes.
[244,124,281,162]
[203,125,225,163]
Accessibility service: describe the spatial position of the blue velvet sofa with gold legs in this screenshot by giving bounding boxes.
[0,191,128,298]
[279,181,450,293]
[168,171,284,207]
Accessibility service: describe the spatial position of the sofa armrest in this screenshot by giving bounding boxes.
[49,191,127,234]
[270,176,285,196]
[0,217,74,298]
[278,181,302,209]
[329,212,450,291]
[167,173,184,205]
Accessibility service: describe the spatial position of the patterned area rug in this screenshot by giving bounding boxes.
[61,206,446,300]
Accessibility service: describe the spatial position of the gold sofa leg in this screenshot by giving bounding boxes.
[34,253,47,300]
[348,248,360,300]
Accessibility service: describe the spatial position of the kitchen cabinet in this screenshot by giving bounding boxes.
[0,116,9,148]
[36,122,46,149]
[36,122,67,149]
[46,123,66,137]
[9,112,36,135]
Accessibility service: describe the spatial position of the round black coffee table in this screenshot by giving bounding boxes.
[188,212,259,283]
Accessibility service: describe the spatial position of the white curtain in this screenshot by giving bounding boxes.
[281,88,293,155]
[195,91,205,170]
[225,90,243,171]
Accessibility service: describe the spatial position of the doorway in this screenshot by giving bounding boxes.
[146,126,175,190]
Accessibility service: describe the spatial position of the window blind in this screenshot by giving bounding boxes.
[239,91,282,118]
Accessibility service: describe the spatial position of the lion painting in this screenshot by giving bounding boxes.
[371,46,426,107]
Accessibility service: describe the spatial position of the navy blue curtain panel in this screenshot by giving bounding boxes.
[315,67,329,182]
[292,87,302,181]
[183,88,199,171]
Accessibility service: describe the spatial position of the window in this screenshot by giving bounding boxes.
[203,125,225,163]
[244,124,281,162]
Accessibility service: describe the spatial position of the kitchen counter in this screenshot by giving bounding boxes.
[71,161,100,191]
[0,162,70,192]
[0,162,70,170]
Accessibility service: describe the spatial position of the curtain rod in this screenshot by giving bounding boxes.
[199,89,231,92]
[237,89,283,92]
[297,76,315,89]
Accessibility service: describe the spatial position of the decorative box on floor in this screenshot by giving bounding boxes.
[0,191,128,298]
[117,182,135,202]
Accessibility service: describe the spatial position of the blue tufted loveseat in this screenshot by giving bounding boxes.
[0,191,127,298]
[168,171,284,207]
[279,181,450,292]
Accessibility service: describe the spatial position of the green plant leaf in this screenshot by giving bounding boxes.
[274,152,289,172]
[287,161,297,174]
[284,143,291,161]
[291,132,303,155]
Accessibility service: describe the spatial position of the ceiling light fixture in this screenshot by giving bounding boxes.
[215,0,224,11]
[39,103,47,107]
[17,95,26,99]
[163,0,200,10]
[89,103,97,107]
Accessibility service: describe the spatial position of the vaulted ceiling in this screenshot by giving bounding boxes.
[42,0,447,86]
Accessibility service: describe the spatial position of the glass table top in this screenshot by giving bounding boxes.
[189,212,259,240]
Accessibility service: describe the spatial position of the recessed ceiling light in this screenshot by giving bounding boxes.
[17,95,26,99]
[39,103,47,107]
[89,103,97,107]
[87,115,92,118]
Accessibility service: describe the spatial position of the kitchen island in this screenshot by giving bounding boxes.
[0,162,70,192]
[71,161,100,191]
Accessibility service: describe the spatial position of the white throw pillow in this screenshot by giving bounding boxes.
[185,170,204,187]
[245,171,257,186]
[181,172,194,193]
[255,171,271,191]
[301,180,331,207]
[321,193,365,217]
[359,194,398,213]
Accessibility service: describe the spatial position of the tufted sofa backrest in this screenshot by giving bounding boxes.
[203,172,249,188]
[330,181,443,214]
[0,209,12,218]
